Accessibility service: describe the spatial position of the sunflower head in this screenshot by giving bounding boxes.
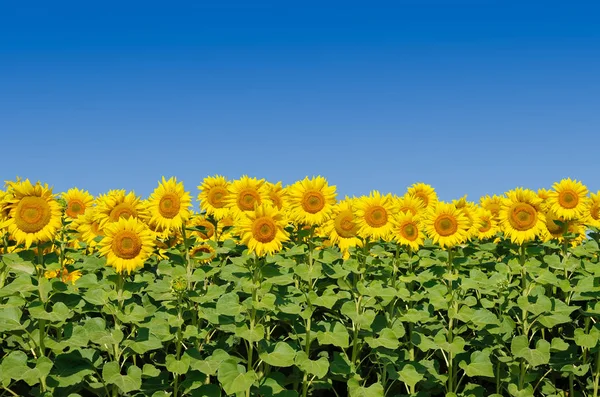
[265,181,287,210]
[423,201,470,249]
[406,183,438,211]
[355,191,396,241]
[62,188,94,220]
[476,208,498,240]
[147,176,192,233]
[98,217,155,274]
[94,190,147,229]
[197,175,231,220]
[188,213,216,241]
[479,194,504,220]
[585,192,600,228]
[285,176,337,226]
[391,211,424,251]
[2,179,62,249]
[547,178,589,220]
[394,194,426,219]
[319,198,362,255]
[236,203,289,257]
[72,207,104,249]
[190,242,217,263]
[225,176,270,219]
[499,188,546,245]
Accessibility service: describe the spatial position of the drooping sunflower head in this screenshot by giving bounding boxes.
[285,176,337,226]
[236,203,289,257]
[476,208,498,240]
[585,192,600,229]
[188,213,216,241]
[499,188,546,245]
[265,181,287,211]
[197,175,231,220]
[394,194,426,219]
[423,201,470,249]
[391,211,424,251]
[406,183,438,212]
[319,198,362,255]
[479,194,504,220]
[61,188,94,220]
[98,216,155,274]
[2,179,63,249]
[355,191,396,241]
[225,176,270,219]
[94,190,147,229]
[147,176,192,233]
[547,178,589,220]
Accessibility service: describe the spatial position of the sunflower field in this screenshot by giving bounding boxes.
[2,176,600,397]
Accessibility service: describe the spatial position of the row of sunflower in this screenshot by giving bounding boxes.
[0,176,598,276]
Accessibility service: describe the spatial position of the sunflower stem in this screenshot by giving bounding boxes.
[519,244,529,390]
[181,224,193,290]
[446,248,456,394]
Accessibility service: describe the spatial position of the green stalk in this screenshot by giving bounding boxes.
[181,224,193,289]
[594,346,600,397]
[173,296,184,397]
[446,248,455,394]
[519,244,528,390]
[302,234,314,397]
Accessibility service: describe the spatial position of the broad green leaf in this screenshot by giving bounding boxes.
[397,364,424,389]
[459,350,494,378]
[235,324,265,343]
[511,336,550,367]
[166,354,190,375]
[294,352,329,378]
[316,322,350,348]
[347,378,384,397]
[102,362,142,393]
[365,328,400,350]
[574,328,599,349]
[0,307,24,332]
[259,342,297,367]
[217,359,256,395]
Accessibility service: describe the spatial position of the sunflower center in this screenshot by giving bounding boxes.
[558,190,578,209]
[509,203,537,231]
[15,196,52,233]
[488,203,501,216]
[416,193,429,207]
[479,220,492,233]
[302,192,325,214]
[109,203,137,222]
[193,220,215,240]
[334,210,357,238]
[238,189,261,211]
[207,187,228,208]
[365,206,388,228]
[158,193,181,219]
[269,192,283,210]
[252,217,277,243]
[111,230,142,259]
[401,223,418,241]
[591,204,600,220]
[66,199,85,218]
[434,215,458,237]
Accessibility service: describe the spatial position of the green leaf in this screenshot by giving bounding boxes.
[459,350,494,378]
[51,351,95,387]
[574,328,599,349]
[365,328,400,350]
[216,292,244,317]
[397,364,424,389]
[259,342,297,367]
[125,328,163,354]
[511,336,550,367]
[2,253,35,274]
[21,357,53,386]
[294,352,329,378]
[235,324,265,343]
[188,349,232,376]
[102,362,142,393]
[347,378,384,397]
[316,322,350,348]
[330,352,351,376]
[166,354,190,375]
[217,359,256,395]
[0,307,24,332]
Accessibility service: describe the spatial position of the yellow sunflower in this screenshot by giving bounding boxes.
[286,176,337,226]
[98,217,154,274]
[236,203,289,257]
[499,188,546,245]
[319,198,362,257]
[453,196,480,239]
[225,176,270,219]
[585,192,600,228]
[406,183,438,212]
[72,207,104,249]
[479,194,504,220]
[61,188,94,220]
[188,213,216,241]
[355,191,396,241]
[391,211,424,251]
[2,179,62,249]
[547,178,589,220]
[216,213,236,241]
[45,267,82,285]
[423,202,470,249]
[190,242,217,264]
[94,190,147,229]
[476,208,498,240]
[394,194,426,218]
[265,181,287,210]
[197,175,231,220]
[543,210,587,246]
[146,177,192,233]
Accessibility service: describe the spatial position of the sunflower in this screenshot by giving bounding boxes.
[216,213,236,241]
[286,176,337,226]
[265,181,287,210]
[547,178,589,220]
[236,203,289,257]
[197,175,231,220]
[225,176,270,219]
[423,202,470,249]
[190,242,217,263]
[394,194,426,218]
[146,177,192,233]
[476,208,498,240]
[98,217,154,274]
[453,196,480,239]
[62,188,94,220]
[391,211,424,251]
[499,188,546,245]
[188,213,216,241]
[72,207,104,249]
[585,192,600,228]
[479,194,504,220]
[2,179,62,249]
[355,191,396,241]
[45,267,82,285]
[0,189,12,223]
[319,198,362,257]
[543,210,587,246]
[94,190,147,229]
[406,183,438,212]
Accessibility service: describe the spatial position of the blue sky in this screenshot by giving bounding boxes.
[1,1,599,203]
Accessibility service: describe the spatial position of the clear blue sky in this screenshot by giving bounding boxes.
[1,1,599,202]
